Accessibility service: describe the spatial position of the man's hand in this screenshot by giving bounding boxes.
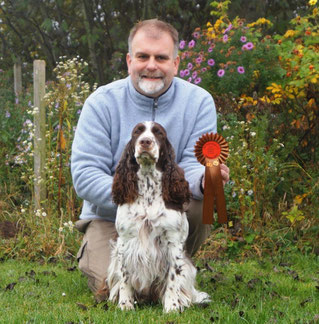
[201,163,230,189]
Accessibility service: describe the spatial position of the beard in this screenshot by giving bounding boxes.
[137,75,165,96]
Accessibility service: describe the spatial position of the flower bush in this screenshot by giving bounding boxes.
[178,15,283,97]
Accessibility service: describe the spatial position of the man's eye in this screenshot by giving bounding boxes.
[157,56,167,61]
[137,55,148,60]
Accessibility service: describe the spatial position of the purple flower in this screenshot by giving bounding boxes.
[224,23,233,34]
[192,71,198,79]
[77,109,82,114]
[187,77,192,82]
[5,111,11,118]
[180,70,186,77]
[28,100,32,107]
[237,66,245,74]
[242,42,254,51]
[55,102,59,109]
[208,47,214,53]
[193,32,201,39]
[15,97,19,104]
[201,67,207,72]
[208,59,215,66]
[217,69,225,77]
[194,77,202,84]
[188,40,196,48]
[223,34,229,43]
[240,36,247,43]
[184,69,190,76]
[179,40,186,49]
[187,62,193,70]
[195,56,202,64]
[66,83,71,89]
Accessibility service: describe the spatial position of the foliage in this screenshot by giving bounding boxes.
[0,0,215,84]
[0,58,93,260]
[0,251,318,323]
[178,14,283,97]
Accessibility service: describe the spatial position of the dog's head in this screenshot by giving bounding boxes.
[131,121,171,169]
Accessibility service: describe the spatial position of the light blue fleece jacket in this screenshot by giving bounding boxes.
[71,76,217,221]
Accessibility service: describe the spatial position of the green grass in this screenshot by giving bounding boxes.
[0,251,318,323]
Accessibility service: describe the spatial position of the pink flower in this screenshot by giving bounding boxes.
[184,69,190,76]
[188,40,196,48]
[208,47,214,53]
[217,69,225,77]
[237,66,245,74]
[224,23,233,34]
[194,77,202,84]
[180,70,186,77]
[201,67,207,72]
[195,56,202,64]
[179,40,186,49]
[240,36,247,43]
[207,59,215,66]
[187,77,192,82]
[193,32,201,39]
[192,71,198,79]
[242,42,254,51]
[223,34,229,43]
[187,63,193,70]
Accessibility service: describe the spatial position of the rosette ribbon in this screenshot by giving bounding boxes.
[194,133,229,224]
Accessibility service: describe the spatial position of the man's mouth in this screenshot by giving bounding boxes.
[141,75,163,81]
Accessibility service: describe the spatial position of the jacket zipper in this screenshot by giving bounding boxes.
[152,98,158,121]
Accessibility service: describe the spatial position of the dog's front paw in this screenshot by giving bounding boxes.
[119,299,134,311]
[163,298,184,313]
[193,291,211,304]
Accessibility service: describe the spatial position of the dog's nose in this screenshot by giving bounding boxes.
[139,137,153,149]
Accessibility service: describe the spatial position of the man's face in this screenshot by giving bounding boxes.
[126,29,180,98]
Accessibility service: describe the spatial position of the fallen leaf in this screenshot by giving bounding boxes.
[102,302,109,311]
[5,282,17,291]
[300,298,312,307]
[247,278,261,289]
[76,302,88,311]
[26,270,36,277]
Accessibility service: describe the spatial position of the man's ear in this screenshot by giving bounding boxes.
[126,53,132,74]
[173,56,180,76]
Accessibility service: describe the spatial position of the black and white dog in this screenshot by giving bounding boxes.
[107,121,210,312]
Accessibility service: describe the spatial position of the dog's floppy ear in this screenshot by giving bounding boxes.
[160,139,191,211]
[112,140,139,205]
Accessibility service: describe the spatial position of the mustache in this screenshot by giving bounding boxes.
[139,72,164,79]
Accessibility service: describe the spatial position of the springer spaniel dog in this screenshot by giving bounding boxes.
[107,121,210,312]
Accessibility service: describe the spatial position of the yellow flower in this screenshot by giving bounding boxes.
[207,22,212,27]
[284,30,295,38]
[309,0,317,5]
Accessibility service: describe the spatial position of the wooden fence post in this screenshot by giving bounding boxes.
[33,60,46,211]
[14,61,22,96]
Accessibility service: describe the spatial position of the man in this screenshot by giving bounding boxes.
[71,19,229,295]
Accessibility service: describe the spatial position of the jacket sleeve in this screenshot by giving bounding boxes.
[71,93,115,209]
[179,92,217,200]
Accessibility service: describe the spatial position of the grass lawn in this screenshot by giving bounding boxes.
[0,251,318,323]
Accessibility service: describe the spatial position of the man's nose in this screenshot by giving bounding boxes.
[146,57,157,70]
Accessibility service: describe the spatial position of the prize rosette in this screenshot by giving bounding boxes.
[194,133,229,224]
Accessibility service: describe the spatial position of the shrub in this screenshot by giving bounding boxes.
[178,15,283,97]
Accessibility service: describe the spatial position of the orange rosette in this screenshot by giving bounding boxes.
[194,133,229,224]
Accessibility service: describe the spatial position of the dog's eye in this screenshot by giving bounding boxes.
[152,127,164,137]
[134,125,145,135]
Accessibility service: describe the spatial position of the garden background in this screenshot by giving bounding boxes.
[0,0,318,322]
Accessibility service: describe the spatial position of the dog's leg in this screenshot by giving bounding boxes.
[108,239,135,310]
[162,242,192,313]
